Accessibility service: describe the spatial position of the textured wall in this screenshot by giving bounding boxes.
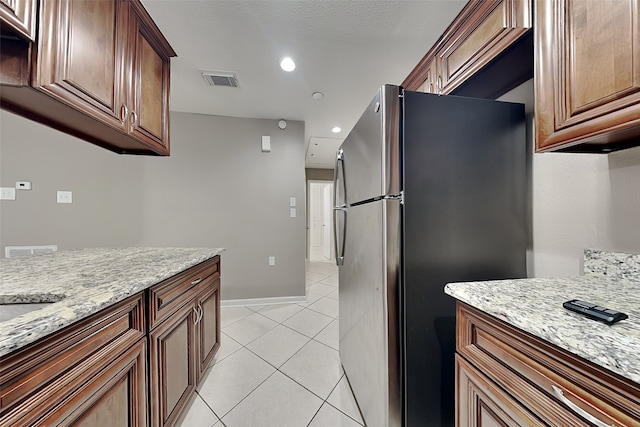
[499,80,640,277]
[0,111,306,300]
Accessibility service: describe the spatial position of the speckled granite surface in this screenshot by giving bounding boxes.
[584,249,640,282]
[0,247,224,357]
[445,250,640,385]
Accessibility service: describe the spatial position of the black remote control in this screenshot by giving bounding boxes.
[563,300,628,325]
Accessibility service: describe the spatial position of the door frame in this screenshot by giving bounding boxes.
[306,179,335,261]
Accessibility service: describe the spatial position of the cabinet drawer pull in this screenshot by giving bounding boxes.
[191,278,202,285]
[551,385,614,427]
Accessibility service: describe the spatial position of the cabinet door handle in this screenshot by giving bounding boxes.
[130,111,138,128]
[437,76,442,95]
[551,385,614,427]
[120,104,129,123]
[191,277,202,285]
[198,304,204,322]
[193,306,200,324]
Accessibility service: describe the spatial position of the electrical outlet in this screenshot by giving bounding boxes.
[269,256,275,266]
[57,191,72,204]
[16,181,32,190]
[0,187,16,200]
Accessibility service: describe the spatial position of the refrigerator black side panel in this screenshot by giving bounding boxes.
[401,92,527,427]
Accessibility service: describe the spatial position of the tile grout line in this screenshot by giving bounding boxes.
[209,267,342,426]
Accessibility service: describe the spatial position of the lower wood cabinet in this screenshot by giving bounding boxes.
[455,302,640,427]
[196,277,221,382]
[456,355,544,427]
[0,294,146,427]
[148,256,221,427]
[149,302,197,427]
[0,256,221,427]
[33,339,148,427]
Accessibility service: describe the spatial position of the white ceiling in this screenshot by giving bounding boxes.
[141,0,468,168]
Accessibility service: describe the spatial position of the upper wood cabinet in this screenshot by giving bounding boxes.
[0,0,175,155]
[35,0,130,134]
[404,0,532,98]
[0,0,36,41]
[535,0,640,152]
[128,0,172,151]
[416,58,438,94]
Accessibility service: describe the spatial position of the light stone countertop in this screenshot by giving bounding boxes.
[0,247,224,358]
[445,250,640,385]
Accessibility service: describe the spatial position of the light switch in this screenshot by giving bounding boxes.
[261,136,271,152]
[0,187,16,200]
[57,191,72,204]
[290,197,296,207]
[290,208,296,217]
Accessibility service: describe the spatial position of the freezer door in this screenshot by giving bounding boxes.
[339,199,401,427]
[338,85,401,205]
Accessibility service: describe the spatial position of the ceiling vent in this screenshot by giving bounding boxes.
[201,71,239,88]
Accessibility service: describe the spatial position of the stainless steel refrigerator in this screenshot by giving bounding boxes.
[334,85,527,427]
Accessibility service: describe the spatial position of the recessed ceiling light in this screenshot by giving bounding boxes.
[312,92,324,100]
[332,127,341,133]
[280,56,296,72]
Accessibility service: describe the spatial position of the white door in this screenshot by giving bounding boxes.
[322,184,332,260]
[310,183,324,248]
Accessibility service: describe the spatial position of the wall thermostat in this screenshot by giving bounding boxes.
[278,120,287,130]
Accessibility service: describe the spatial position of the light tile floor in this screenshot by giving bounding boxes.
[176,260,365,427]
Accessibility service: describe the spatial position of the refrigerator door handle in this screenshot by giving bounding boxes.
[334,149,347,208]
[333,207,347,266]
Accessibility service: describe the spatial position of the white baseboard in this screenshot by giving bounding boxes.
[221,295,307,307]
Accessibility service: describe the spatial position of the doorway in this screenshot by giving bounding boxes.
[308,181,334,261]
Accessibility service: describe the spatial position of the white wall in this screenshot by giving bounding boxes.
[0,110,307,300]
[500,80,640,277]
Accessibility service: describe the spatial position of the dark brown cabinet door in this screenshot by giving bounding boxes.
[195,277,221,381]
[35,0,129,132]
[127,3,172,154]
[456,355,544,427]
[0,0,36,41]
[31,339,148,427]
[1,0,175,155]
[149,302,197,427]
[535,0,640,152]
[438,0,531,94]
[403,0,532,97]
[416,58,438,94]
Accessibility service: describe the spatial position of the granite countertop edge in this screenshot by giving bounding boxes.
[445,275,640,385]
[0,247,225,358]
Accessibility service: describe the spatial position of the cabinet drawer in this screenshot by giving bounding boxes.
[457,303,640,426]
[0,293,145,417]
[147,256,220,330]
[456,354,545,427]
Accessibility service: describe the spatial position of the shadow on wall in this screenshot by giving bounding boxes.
[608,145,640,253]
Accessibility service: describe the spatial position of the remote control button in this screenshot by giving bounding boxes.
[594,306,606,311]
[604,309,618,315]
[574,301,596,308]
